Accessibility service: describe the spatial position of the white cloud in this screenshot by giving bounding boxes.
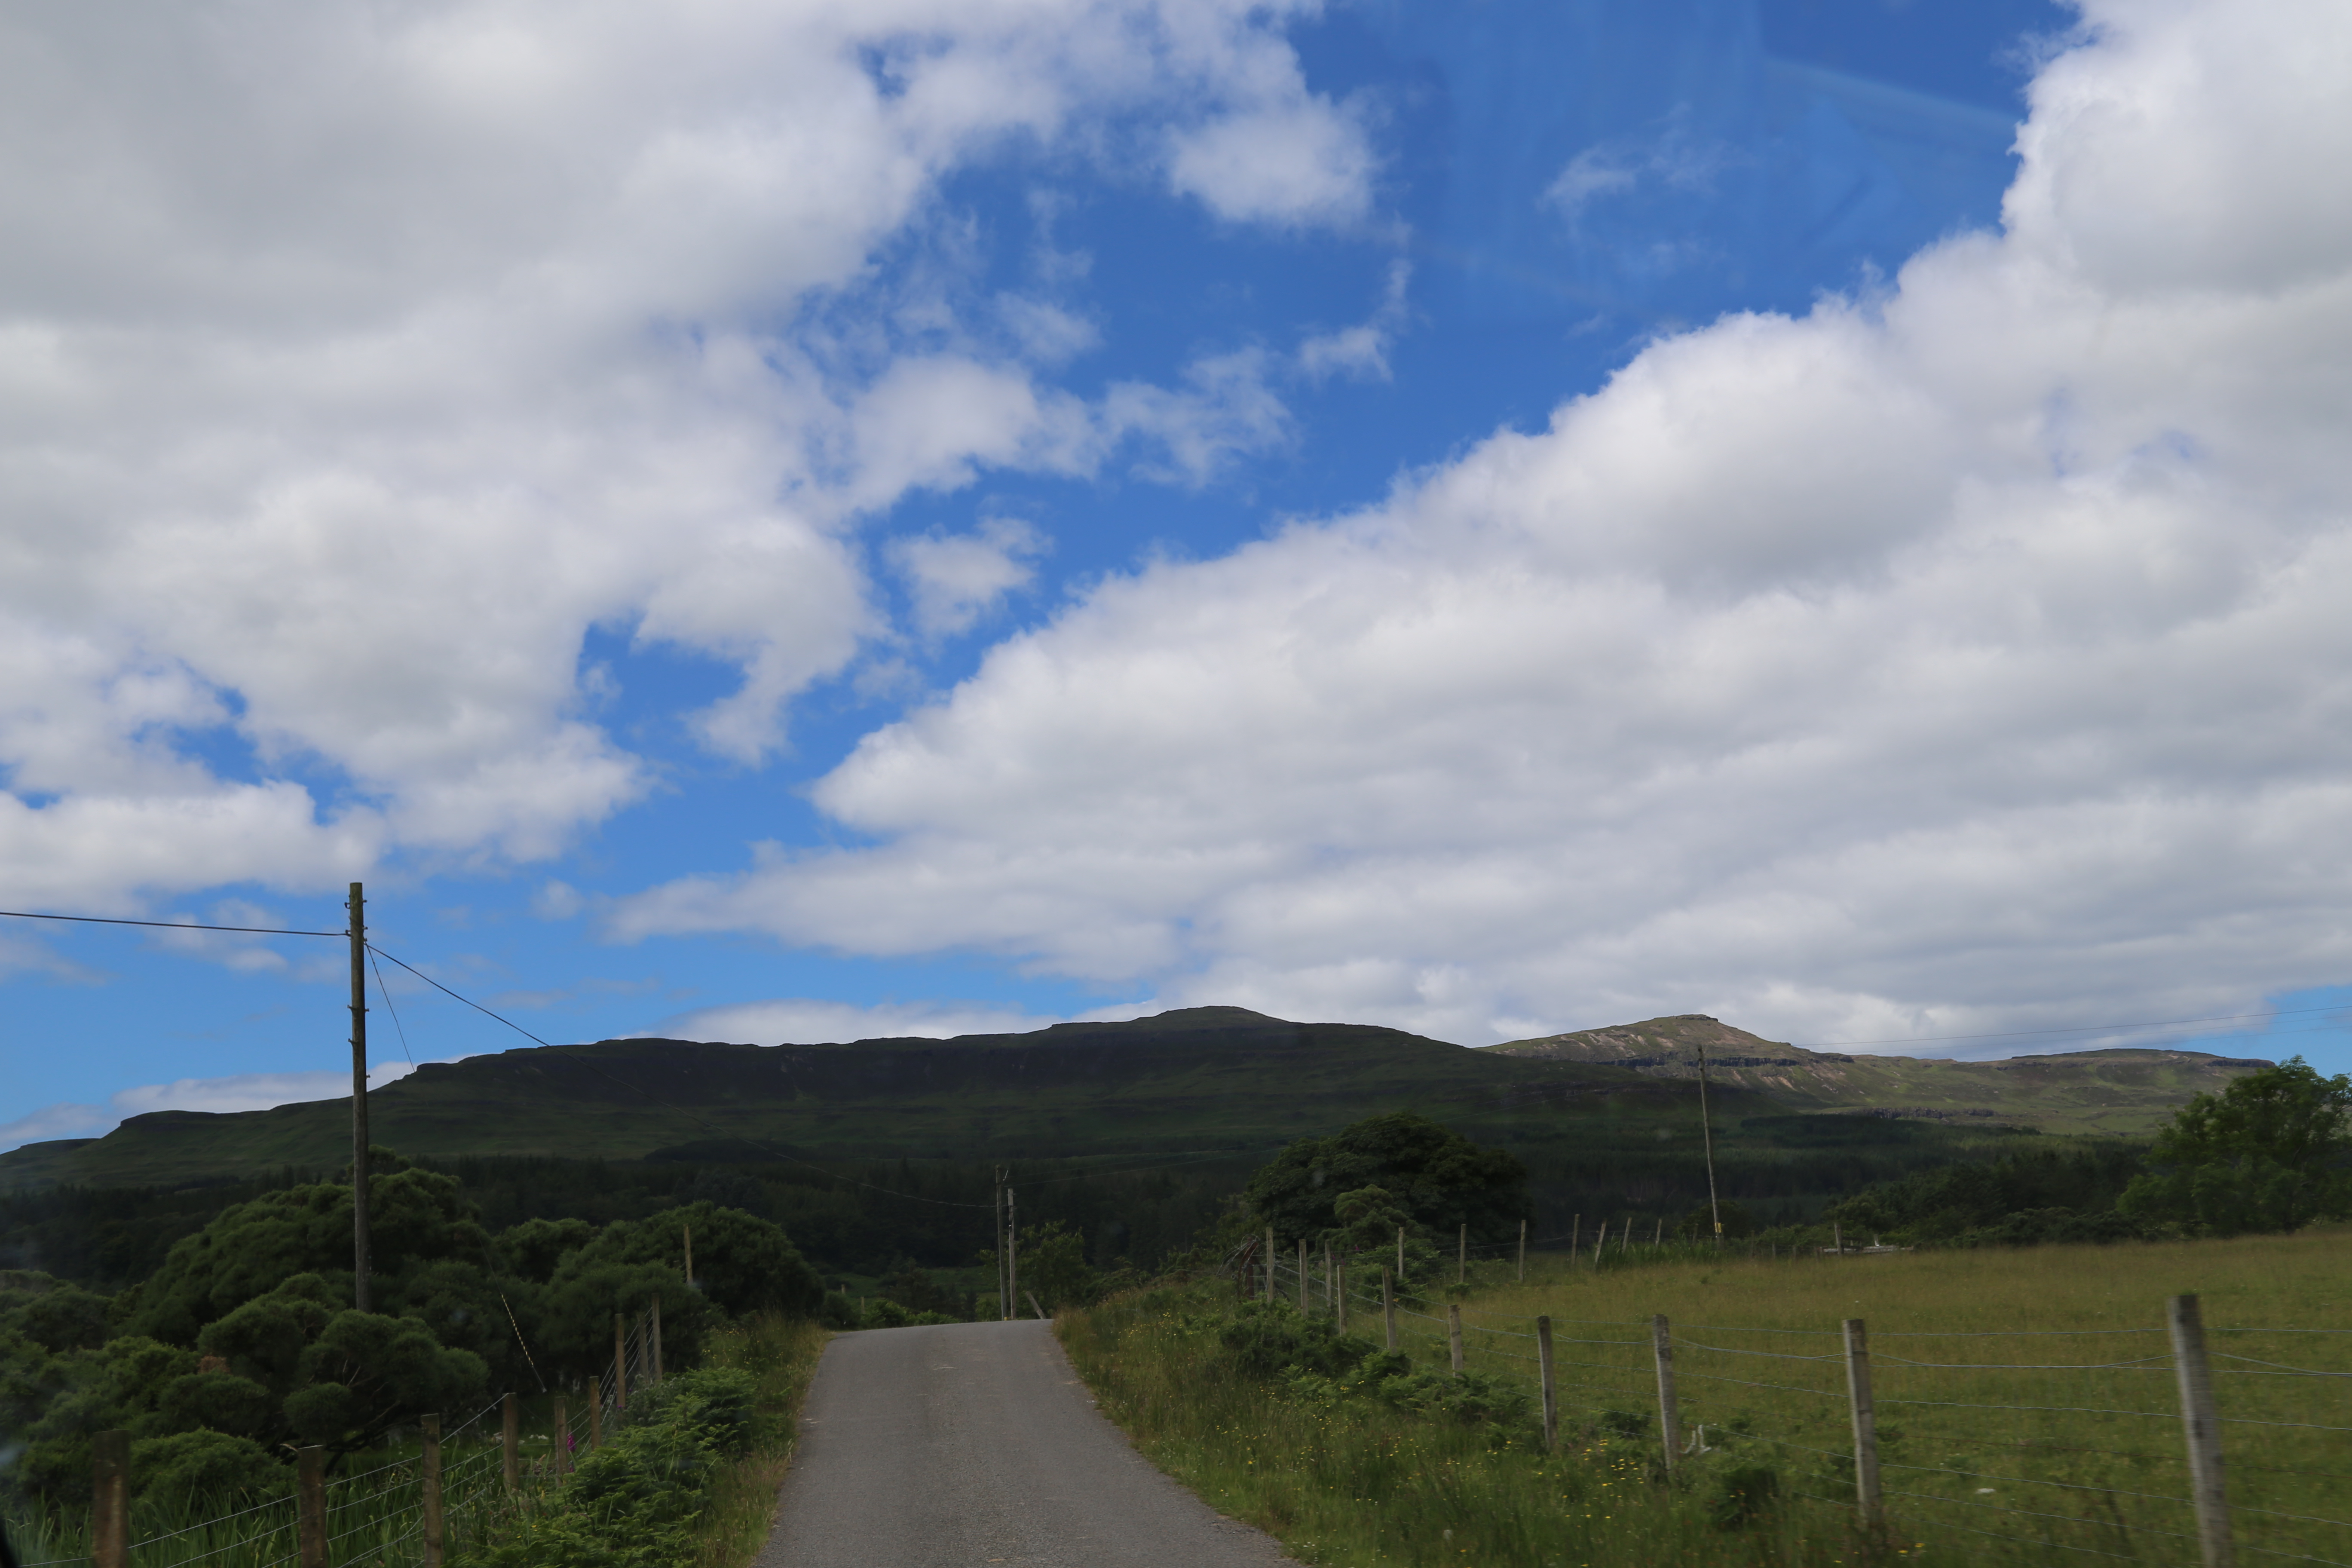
[890,518,1051,638]
[1298,261,1412,384]
[1169,97,1377,228]
[0,1062,421,1152]
[614,0,2352,1048]
[641,997,1073,1044]
[0,0,1358,910]
[1544,110,1734,221]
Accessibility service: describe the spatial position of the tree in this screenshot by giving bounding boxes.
[1245,1112,1528,1252]
[2118,1057,2352,1237]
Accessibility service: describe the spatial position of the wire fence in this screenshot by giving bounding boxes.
[12,1304,676,1568]
[1244,1246,2352,1568]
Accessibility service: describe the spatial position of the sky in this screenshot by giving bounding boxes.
[6,0,2352,1152]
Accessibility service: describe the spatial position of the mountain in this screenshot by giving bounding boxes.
[1480,1014,2273,1136]
[2,1007,1719,1191]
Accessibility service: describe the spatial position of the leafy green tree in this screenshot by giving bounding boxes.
[497,1217,596,1281]
[1246,1112,1528,1252]
[2119,1057,2352,1236]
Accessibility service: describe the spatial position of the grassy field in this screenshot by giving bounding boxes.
[1062,1228,2352,1567]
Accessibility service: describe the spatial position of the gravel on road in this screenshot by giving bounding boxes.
[754,1317,1293,1568]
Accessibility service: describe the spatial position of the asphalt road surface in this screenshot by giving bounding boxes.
[754,1318,1293,1568]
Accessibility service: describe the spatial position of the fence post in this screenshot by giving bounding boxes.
[1265,1226,1276,1302]
[297,1445,327,1568]
[1652,1314,1680,1473]
[1382,1267,1397,1351]
[1842,1318,1882,1528]
[1517,1219,1527,1282]
[1396,1224,1405,1280]
[1447,1304,1466,1376]
[91,1429,129,1568]
[1832,1222,1843,1257]
[2169,1294,2235,1568]
[1458,1222,1467,1285]
[422,1412,444,1568]
[1537,1317,1559,1452]
[1593,1220,1608,1268]
[553,1394,570,1476]
[651,1296,664,1384]
[502,1391,519,1490]
[614,1313,628,1413]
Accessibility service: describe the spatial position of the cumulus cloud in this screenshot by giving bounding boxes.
[0,1062,421,1153]
[0,0,1372,910]
[890,518,1052,639]
[613,0,2352,1049]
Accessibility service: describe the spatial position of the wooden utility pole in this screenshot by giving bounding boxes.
[1697,1038,1723,1246]
[996,1172,1009,1320]
[2170,1294,2234,1568]
[1006,1188,1018,1322]
[348,881,372,1311]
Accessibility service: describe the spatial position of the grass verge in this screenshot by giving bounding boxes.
[693,1315,830,1568]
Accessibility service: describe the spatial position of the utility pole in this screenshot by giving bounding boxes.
[348,882,372,1311]
[995,1170,1008,1320]
[1006,1186,1018,1323]
[1696,1037,1722,1248]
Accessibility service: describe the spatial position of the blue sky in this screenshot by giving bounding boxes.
[6,0,2351,1148]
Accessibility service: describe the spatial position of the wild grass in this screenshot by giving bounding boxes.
[692,1314,830,1568]
[1064,1226,2352,1567]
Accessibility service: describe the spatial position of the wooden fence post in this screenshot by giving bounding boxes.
[553,1395,570,1476]
[1593,1219,1608,1268]
[614,1313,628,1413]
[1843,1318,1882,1527]
[1832,1222,1843,1257]
[90,1429,129,1568]
[502,1391,519,1490]
[1571,1213,1580,1260]
[1265,1226,1276,1302]
[297,1445,327,1568]
[1517,1219,1527,1282]
[1382,1267,1397,1351]
[1652,1314,1680,1474]
[651,1297,664,1384]
[2170,1294,2235,1568]
[1537,1317,1559,1452]
[1447,1304,1466,1376]
[422,1412,444,1568]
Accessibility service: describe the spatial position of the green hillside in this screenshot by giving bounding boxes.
[3,1007,1726,1191]
[1482,1013,2273,1135]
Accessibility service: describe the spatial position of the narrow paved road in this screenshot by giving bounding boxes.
[755,1318,1292,1567]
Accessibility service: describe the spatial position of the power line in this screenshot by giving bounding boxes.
[0,907,343,937]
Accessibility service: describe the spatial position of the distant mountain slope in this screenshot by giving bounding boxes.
[3,1007,1717,1190]
[1481,1014,2273,1136]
